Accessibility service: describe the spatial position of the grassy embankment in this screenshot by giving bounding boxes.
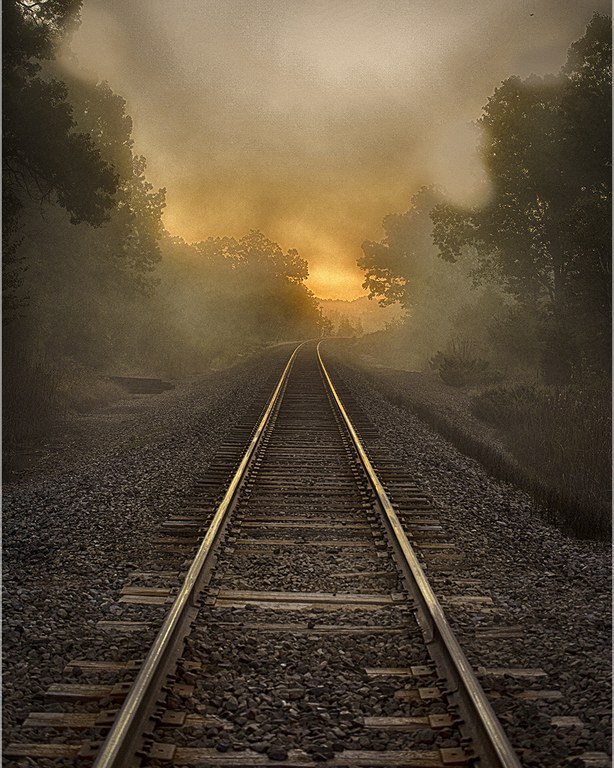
[343,344,610,541]
[3,341,293,447]
[3,350,125,446]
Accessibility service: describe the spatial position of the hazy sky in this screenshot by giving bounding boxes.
[64,0,608,298]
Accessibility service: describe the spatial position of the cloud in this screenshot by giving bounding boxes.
[63,0,609,298]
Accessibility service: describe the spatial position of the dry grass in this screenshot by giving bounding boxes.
[3,349,65,444]
[472,384,611,539]
[350,354,610,541]
[3,351,124,445]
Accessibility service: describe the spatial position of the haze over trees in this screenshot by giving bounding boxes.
[319,297,402,338]
[3,0,325,440]
[359,14,611,385]
[357,14,611,537]
[2,3,611,536]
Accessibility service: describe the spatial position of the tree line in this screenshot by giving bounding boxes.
[3,0,326,438]
[358,14,611,386]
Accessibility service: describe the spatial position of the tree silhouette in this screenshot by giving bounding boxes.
[3,0,118,322]
[431,14,611,381]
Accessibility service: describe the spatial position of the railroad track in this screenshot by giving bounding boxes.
[6,341,521,767]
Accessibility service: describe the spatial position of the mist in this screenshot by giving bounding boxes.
[61,0,607,298]
[2,13,611,767]
[3,2,610,540]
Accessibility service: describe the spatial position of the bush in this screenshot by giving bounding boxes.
[3,350,125,445]
[3,349,65,444]
[55,358,125,413]
[470,383,545,427]
[433,340,501,387]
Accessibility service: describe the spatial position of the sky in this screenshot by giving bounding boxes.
[63,0,609,299]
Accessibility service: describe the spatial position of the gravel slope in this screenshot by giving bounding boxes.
[2,345,293,750]
[322,344,611,768]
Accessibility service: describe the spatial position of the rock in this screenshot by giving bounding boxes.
[267,745,288,761]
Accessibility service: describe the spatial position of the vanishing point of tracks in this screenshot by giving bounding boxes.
[6,341,521,767]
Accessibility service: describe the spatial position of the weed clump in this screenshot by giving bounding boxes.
[3,350,124,445]
[470,383,544,427]
[432,340,501,387]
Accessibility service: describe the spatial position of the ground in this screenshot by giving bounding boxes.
[2,341,611,767]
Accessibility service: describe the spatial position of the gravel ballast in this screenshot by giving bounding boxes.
[322,344,611,768]
[2,341,610,768]
[2,345,293,751]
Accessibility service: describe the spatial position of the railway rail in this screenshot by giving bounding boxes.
[6,341,522,767]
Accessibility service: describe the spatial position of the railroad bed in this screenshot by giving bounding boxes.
[7,342,522,767]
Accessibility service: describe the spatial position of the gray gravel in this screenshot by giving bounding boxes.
[179,606,441,756]
[2,345,292,753]
[3,340,610,768]
[322,344,611,768]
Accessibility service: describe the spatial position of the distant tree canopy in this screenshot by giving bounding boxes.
[359,187,510,368]
[359,15,612,381]
[4,0,327,420]
[162,232,324,355]
[359,186,441,308]
[2,0,119,323]
[195,230,309,285]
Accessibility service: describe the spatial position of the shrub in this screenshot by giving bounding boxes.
[470,383,545,427]
[434,340,501,387]
[3,348,65,444]
[55,358,124,413]
[3,350,125,445]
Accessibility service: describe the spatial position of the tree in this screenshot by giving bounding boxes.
[196,230,309,284]
[66,78,167,280]
[7,76,167,368]
[431,14,611,381]
[3,0,118,323]
[359,187,441,307]
[358,187,509,368]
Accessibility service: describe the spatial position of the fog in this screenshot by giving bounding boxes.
[4,0,610,499]
[62,0,606,298]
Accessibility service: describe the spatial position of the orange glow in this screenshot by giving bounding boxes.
[307,265,366,301]
[64,0,606,301]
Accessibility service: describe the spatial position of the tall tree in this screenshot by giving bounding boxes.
[3,0,118,322]
[358,187,508,368]
[431,14,611,381]
[359,186,441,308]
[10,77,167,368]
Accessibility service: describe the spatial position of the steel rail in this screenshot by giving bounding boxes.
[316,341,522,768]
[93,342,305,768]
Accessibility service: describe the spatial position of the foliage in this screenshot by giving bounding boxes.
[358,187,511,369]
[470,383,544,426]
[2,344,127,443]
[147,232,326,370]
[66,78,167,279]
[359,186,440,308]
[433,340,501,387]
[3,9,327,440]
[431,14,612,382]
[3,346,65,443]
[5,76,167,370]
[2,1,118,272]
[486,304,543,372]
[471,382,611,538]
